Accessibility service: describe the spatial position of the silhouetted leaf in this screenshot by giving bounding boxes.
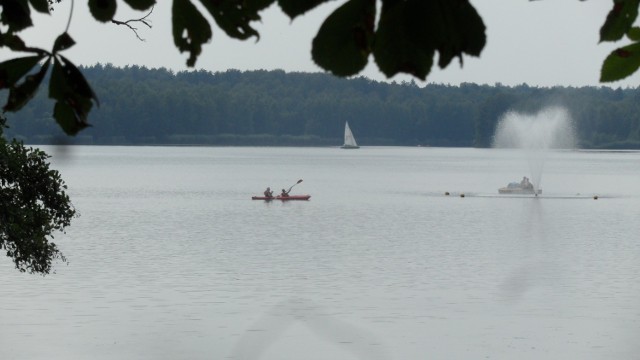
[28,0,50,13]
[448,1,486,57]
[198,0,272,40]
[434,0,485,68]
[373,0,485,80]
[3,60,50,112]
[123,0,156,11]
[600,0,639,42]
[0,34,27,51]
[373,1,434,80]
[1,0,33,32]
[172,0,212,67]
[0,55,45,89]
[312,0,375,77]
[249,0,275,11]
[49,57,98,135]
[55,56,99,106]
[52,101,90,135]
[88,0,117,22]
[1,34,48,55]
[601,42,640,82]
[279,0,329,19]
[52,33,75,53]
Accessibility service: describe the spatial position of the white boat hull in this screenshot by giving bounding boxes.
[498,187,542,195]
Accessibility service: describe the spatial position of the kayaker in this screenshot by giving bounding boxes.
[264,187,273,198]
[280,189,289,197]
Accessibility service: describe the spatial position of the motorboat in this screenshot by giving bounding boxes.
[498,182,542,195]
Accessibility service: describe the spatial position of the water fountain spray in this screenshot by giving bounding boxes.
[492,106,576,194]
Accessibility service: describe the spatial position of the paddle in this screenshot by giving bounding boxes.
[286,179,303,194]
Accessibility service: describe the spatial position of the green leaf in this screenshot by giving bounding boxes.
[122,0,156,11]
[198,0,273,40]
[278,0,330,19]
[172,0,213,67]
[48,57,99,135]
[1,0,33,32]
[28,0,50,13]
[627,26,640,41]
[3,60,50,112]
[52,33,75,53]
[600,0,640,42]
[0,55,46,89]
[311,0,375,77]
[88,0,117,22]
[600,42,640,82]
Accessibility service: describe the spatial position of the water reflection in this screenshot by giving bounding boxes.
[231,297,389,360]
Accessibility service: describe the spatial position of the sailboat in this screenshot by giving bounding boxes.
[341,121,360,149]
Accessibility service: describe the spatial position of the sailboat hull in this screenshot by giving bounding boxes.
[340,145,360,149]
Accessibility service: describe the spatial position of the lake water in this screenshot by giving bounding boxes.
[1,146,639,360]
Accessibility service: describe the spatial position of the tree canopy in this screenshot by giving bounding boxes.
[1,0,639,135]
[0,114,76,274]
[6,66,640,149]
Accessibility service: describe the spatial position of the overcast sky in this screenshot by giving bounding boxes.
[13,0,639,88]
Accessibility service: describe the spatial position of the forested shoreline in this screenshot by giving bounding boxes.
[4,65,640,149]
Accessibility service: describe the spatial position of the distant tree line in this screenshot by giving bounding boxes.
[3,65,640,149]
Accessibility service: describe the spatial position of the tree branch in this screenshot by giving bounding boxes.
[110,6,154,41]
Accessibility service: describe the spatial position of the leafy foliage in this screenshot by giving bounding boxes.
[599,0,639,42]
[0,114,76,274]
[1,0,488,134]
[600,0,640,81]
[0,30,99,135]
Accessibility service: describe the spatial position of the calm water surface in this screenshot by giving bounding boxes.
[1,146,639,360]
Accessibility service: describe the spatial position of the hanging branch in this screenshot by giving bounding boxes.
[111,6,154,41]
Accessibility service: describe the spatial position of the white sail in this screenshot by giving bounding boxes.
[341,121,360,149]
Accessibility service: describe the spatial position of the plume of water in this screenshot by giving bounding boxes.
[492,106,576,193]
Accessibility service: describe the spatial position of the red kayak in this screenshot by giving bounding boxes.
[252,195,311,201]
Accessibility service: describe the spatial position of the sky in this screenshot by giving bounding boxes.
[10,0,640,88]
